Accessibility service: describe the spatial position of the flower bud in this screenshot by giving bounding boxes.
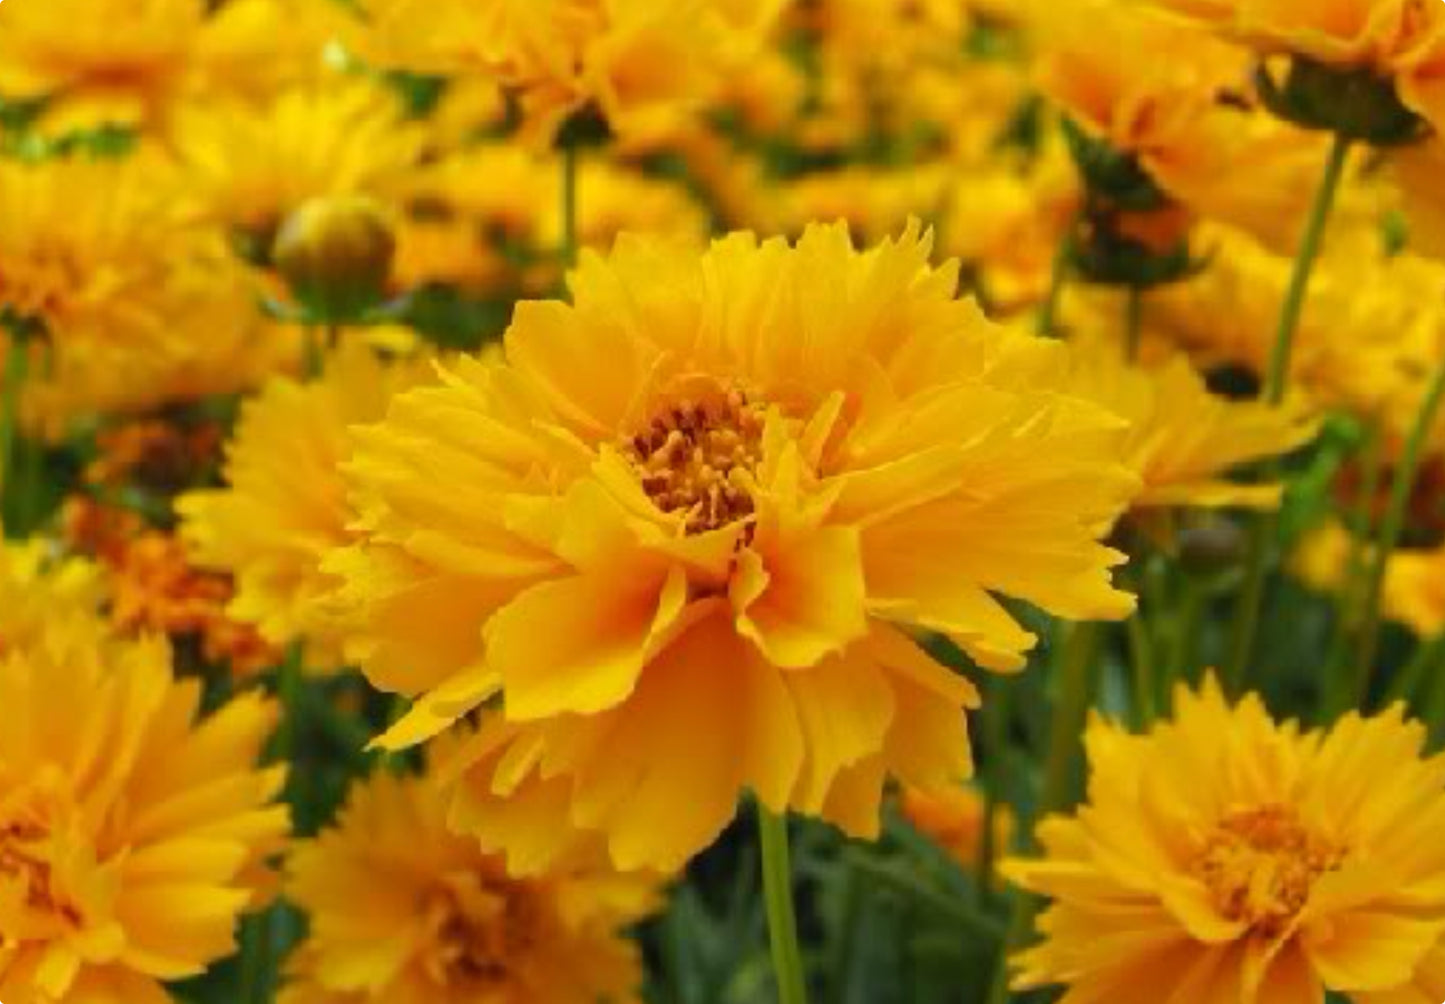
[273,195,397,323]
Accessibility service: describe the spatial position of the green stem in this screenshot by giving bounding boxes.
[826,861,861,1004]
[1348,357,1445,710]
[1163,578,1205,704]
[1124,284,1143,362]
[561,142,580,271]
[987,621,1101,1004]
[1126,613,1157,728]
[1322,426,1384,689]
[1036,223,1074,337]
[1040,622,1101,813]
[1426,649,1445,751]
[1383,632,1445,709]
[0,335,29,517]
[1224,132,1352,694]
[758,808,810,1004]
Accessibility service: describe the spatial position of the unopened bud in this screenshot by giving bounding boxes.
[273,195,397,322]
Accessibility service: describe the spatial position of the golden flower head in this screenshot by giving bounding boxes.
[0,540,109,657]
[1036,1,1341,251]
[171,76,423,241]
[1066,341,1320,511]
[179,343,433,659]
[330,222,1138,874]
[0,618,288,1003]
[1005,677,1445,1004]
[1146,0,1445,142]
[350,0,785,147]
[279,745,660,1004]
[0,0,205,134]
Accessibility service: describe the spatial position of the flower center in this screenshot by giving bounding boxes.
[422,872,546,990]
[0,819,83,929]
[1193,805,1344,939]
[623,386,767,534]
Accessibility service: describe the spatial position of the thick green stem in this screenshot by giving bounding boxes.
[759,808,810,1004]
[0,336,29,516]
[561,142,580,271]
[1348,357,1445,710]
[1224,132,1352,694]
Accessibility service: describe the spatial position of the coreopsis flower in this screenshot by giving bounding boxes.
[0,620,288,1003]
[1146,0,1445,141]
[1067,344,1320,510]
[350,0,784,146]
[331,222,1139,873]
[1004,678,1445,1004]
[0,0,205,134]
[179,345,431,658]
[171,78,423,240]
[1035,0,1334,250]
[279,749,659,1004]
[0,155,189,343]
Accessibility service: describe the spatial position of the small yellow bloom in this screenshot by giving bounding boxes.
[331,222,1137,873]
[1005,678,1445,1004]
[279,750,660,1004]
[0,620,288,1003]
[350,0,782,146]
[179,344,431,658]
[1147,0,1445,138]
[1036,0,1336,249]
[1067,342,1320,510]
[171,77,423,238]
[0,540,109,656]
[1394,137,1445,261]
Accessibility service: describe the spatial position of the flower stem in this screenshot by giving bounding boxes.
[1036,223,1074,337]
[1322,425,1383,688]
[1383,632,1445,709]
[758,807,810,1004]
[1347,356,1445,710]
[0,335,29,518]
[987,621,1100,1004]
[1224,132,1351,694]
[561,141,580,271]
[1126,613,1157,728]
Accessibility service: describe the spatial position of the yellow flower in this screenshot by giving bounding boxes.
[171,77,423,237]
[1384,543,1445,638]
[1035,0,1335,250]
[0,621,288,1003]
[1147,0,1445,136]
[0,0,205,134]
[20,262,302,438]
[351,0,782,145]
[0,155,188,344]
[1066,343,1320,510]
[179,344,431,657]
[331,222,1137,873]
[1005,678,1445,1004]
[279,747,659,1004]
